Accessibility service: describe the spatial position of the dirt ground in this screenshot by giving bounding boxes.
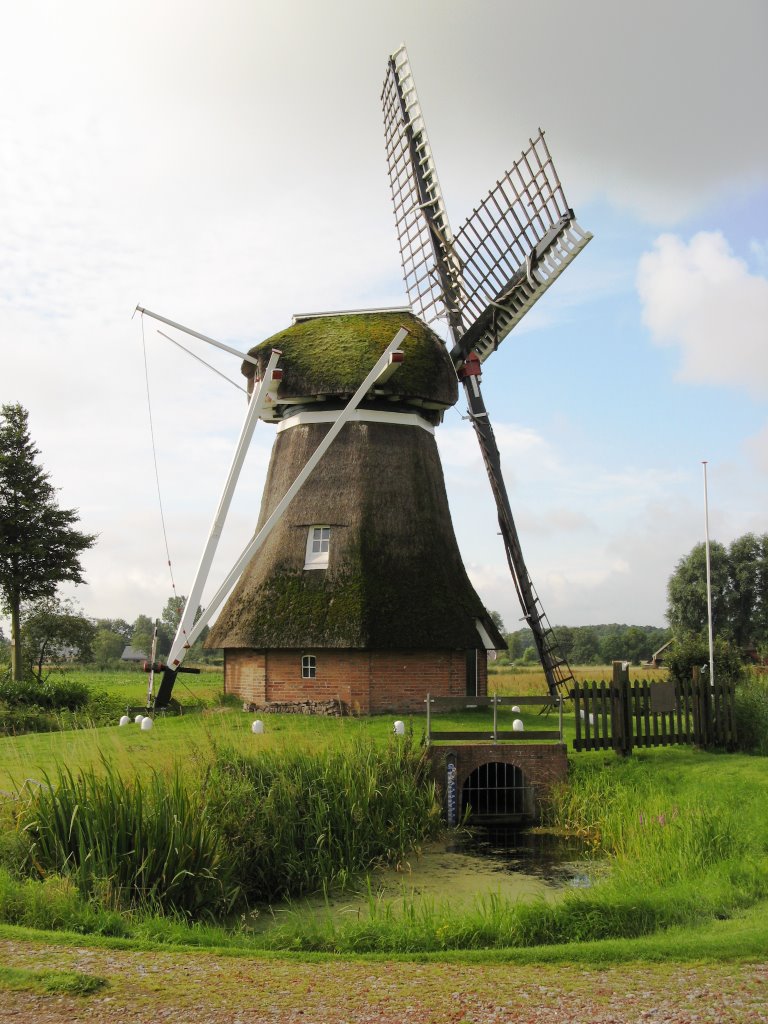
[0,938,765,1023]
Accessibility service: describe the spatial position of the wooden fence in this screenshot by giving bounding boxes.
[571,662,737,755]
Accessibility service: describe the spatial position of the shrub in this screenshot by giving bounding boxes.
[0,707,59,736]
[0,676,89,711]
[665,633,744,687]
[734,671,768,755]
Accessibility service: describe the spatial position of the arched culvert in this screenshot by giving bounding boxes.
[460,761,531,823]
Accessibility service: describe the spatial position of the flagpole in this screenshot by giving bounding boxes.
[702,461,715,687]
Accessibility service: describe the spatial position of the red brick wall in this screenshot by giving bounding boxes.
[224,650,266,704]
[223,648,488,713]
[428,743,568,821]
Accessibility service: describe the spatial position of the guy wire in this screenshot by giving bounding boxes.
[140,313,178,600]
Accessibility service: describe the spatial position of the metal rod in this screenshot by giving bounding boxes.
[702,461,715,688]
[135,305,259,365]
[166,349,282,667]
[157,331,247,393]
[178,329,409,653]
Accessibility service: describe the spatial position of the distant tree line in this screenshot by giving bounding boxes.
[0,593,216,682]
[495,622,671,667]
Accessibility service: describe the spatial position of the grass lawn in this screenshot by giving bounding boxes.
[0,663,765,969]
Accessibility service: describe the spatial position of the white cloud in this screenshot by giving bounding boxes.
[637,232,768,396]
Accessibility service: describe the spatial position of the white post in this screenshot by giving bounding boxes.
[173,328,409,661]
[166,349,282,667]
[135,306,259,366]
[702,460,715,688]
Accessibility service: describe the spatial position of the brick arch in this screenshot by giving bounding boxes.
[428,743,568,824]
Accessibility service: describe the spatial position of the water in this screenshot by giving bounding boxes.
[264,826,590,928]
[365,826,590,905]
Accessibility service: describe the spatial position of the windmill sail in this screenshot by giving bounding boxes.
[448,132,592,365]
[382,45,591,702]
[382,45,464,335]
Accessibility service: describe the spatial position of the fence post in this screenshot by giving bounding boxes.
[611,660,632,757]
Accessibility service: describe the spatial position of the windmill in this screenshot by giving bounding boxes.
[381,45,592,700]
[138,45,590,713]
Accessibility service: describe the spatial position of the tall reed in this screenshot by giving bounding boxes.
[18,759,239,917]
[205,734,442,902]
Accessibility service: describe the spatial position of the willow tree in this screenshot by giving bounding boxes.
[0,404,96,680]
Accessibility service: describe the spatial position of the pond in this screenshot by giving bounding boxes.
[260,826,590,930]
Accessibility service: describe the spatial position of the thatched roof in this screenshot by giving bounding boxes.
[206,419,504,652]
[242,311,457,413]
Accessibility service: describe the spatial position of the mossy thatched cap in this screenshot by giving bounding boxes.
[243,310,458,409]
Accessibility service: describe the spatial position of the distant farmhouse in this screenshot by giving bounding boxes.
[120,645,148,664]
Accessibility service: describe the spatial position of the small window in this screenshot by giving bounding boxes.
[304,526,330,569]
[302,655,316,679]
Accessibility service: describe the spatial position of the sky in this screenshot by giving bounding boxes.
[1,0,766,635]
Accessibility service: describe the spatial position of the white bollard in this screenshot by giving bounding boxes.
[119,715,130,727]
[512,718,525,732]
[251,720,265,734]
[134,714,144,724]
[393,720,405,736]
[140,717,154,731]
[511,705,521,714]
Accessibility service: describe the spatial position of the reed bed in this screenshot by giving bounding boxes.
[17,759,239,917]
[7,733,442,920]
[205,734,442,902]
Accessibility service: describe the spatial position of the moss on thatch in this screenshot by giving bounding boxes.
[206,419,504,652]
[243,311,457,409]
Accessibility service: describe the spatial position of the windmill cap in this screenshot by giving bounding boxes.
[242,310,458,418]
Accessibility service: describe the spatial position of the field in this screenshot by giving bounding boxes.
[0,664,765,1020]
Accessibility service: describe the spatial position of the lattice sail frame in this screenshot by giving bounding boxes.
[382,45,464,332]
[382,46,592,365]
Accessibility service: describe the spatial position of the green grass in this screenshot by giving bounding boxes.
[0,669,765,958]
[62,667,224,707]
[0,964,107,996]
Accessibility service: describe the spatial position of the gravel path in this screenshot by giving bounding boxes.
[0,939,765,1023]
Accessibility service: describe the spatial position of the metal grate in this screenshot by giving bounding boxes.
[461,761,527,819]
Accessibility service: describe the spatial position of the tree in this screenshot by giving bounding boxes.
[20,596,96,682]
[666,541,730,638]
[92,627,126,668]
[0,404,96,680]
[489,610,505,634]
[552,625,574,659]
[570,627,601,665]
[666,534,768,648]
[92,617,132,643]
[131,614,155,656]
[157,594,208,657]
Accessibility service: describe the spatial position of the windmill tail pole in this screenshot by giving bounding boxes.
[458,354,575,703]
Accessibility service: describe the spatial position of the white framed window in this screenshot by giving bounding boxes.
[304,526,330,569]
[301,654,316,679]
